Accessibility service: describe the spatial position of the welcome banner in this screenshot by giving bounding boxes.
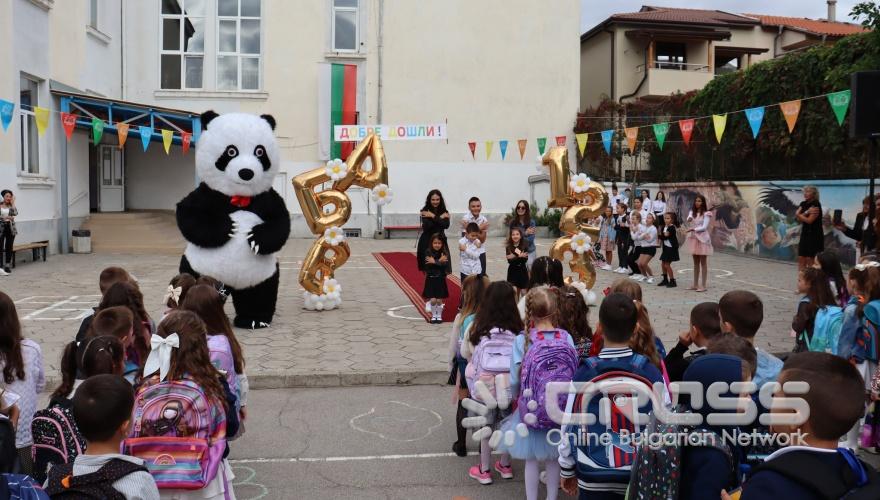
[334,123,447,142]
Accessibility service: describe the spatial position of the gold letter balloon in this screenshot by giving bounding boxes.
[542,146,608,292]
[293,133,392,310]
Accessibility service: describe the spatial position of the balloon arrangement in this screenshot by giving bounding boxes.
[539,146,608,305]
[293,134,392,311]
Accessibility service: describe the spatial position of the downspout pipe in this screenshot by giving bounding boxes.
[773,25,783,58]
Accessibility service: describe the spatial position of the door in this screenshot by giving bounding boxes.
[99,146,124,212]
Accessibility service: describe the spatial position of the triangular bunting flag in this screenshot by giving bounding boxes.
[499,140,508,160]
[624,127,638,154]
[60,112,77,141]
[600,130,613,155]
[0,100,14,132]
[485,141,494,160]
[712,114,727,144]
[555,136,566,146]
[117,123,130,148]
[182,131,192,154]
[537,137,547,155]
[745,106,765,139]
[91,117,104,144]
[161,129,173,154]
[139,126,152,152]
[679,119,695,146]
[575,133,588,156]
[780,100,802,133]
[34,107,49,135]
[517,139,527,159]
[828,90,851,126]
[467,141,476,159]
[653,123,669,151]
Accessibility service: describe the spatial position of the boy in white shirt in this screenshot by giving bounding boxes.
[460,197,488,277]
[459,222,483,283]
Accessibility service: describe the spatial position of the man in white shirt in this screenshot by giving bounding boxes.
[460,197,488,277]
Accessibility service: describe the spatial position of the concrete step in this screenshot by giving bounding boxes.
[82,211,185,254]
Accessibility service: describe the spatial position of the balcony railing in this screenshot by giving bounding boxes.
[637,61,710,73]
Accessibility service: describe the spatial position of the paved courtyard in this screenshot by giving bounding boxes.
[2,237,801,387]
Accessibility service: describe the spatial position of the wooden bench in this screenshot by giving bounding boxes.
[383,225,421,239]
[12,240,48,268]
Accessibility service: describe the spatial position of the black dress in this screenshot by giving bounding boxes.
[506,247,529,288]
[416,211,451,273]
[660,224,680,262]
[798,200,824,258]
[422,249,450,298]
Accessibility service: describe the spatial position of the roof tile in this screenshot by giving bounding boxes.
[745,14,869,36]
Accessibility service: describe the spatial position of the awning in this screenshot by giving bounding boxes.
[50,89,201,146]
[715,45,770,55]
[625,28,732,42]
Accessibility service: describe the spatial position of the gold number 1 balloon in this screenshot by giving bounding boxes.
[293,133,389,295]
[543,146,608,289]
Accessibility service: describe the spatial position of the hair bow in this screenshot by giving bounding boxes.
[143,333,180,381]
[164,285,183,305]
[855,261,880,272]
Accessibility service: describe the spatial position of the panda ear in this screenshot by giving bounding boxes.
[260,114,277,131]
[200,110,219,129]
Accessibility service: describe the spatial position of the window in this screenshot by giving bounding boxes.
[217,0,262,90]
[655,42,687,70]
[89,0,98,29]
[19,76,40,175]
[332,0,358,52]
[160,0,206,89]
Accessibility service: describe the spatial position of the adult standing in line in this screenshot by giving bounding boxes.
[796,185,823,271]
[835,194,879,257]
[684,194,713,292]
[640,189,653,216]
[653,191,667,222]
[510,199,537,269]
[417,189,452,275]
[0,190,17,276]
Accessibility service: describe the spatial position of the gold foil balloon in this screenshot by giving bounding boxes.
[545,147,573,209]
[295,133,389,298]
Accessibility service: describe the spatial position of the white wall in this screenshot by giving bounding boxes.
[125,143,196,210]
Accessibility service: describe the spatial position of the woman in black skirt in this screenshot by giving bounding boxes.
[506,227,529,297]
[422,234,450,324]
[658,212,680,287]
[796,185,823,271]
[417,189,451,273]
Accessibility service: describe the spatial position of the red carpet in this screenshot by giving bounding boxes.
[374,252,461,323]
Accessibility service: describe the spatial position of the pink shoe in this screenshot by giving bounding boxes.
[494,460,514,479]
[469,465,493,485]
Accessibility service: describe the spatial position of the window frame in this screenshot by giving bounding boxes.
[216,0,263,92]
[18,75,42,176]
[331,0,359,53]
[159,0,207,91]
[89,0,98,29]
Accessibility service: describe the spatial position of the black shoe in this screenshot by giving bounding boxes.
[2,267,9,273]
[657,278,669,287]
[452,441,467,457]
[667,279,677,288]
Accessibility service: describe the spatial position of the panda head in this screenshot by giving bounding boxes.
[195,111,280,198]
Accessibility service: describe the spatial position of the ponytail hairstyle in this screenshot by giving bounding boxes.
[180,285,245,374]
[528,257,565,289]
[0,292,25,384]
[609,279,661,368]
[558,285,592,346]
[196,275,230,304]
[154,310,227,408]
[522,286,561,370]
[166,273,197,309]
[51,336,125,401]
[469,281,524,348]
[99,282,152,364]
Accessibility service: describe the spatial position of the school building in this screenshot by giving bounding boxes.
[0,0,581,255]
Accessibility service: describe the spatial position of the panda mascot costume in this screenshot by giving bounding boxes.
[176,111,290,329]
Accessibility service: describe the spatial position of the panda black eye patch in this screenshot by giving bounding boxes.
[215,145,240,171]
[254,145,271,171]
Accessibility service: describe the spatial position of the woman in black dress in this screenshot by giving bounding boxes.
[505,227,529,297]
[417,189,451,274]
[796,185,823,271]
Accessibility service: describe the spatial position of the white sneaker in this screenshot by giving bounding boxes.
[0,268,7,276]
[615,268,627,274]
[602,264,613,271]
[629,274,642,280]
[645,278,655,284]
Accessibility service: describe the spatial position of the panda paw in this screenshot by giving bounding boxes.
[249,238,261,255]
[228,221,240,238]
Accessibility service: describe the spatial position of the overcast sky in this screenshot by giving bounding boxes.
[580,0,863,34]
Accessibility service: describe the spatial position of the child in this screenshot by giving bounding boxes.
[635,212,659,284]
[76,266,132,341]
[664,301,722,381]
[706,334,758,380]
[84,306,139,383]
[527,257,564,289]
[0,291,44,476]
[423,233,451,323]
[613,203,632,274]
[597,205,616,271]
[792,267,837,352]
[123,310,238,499]
[162,273,197,317]
[459,222,483,284]
[658,212,680,287]
[627,211,645,278]
[461,196,489,277]
[45,375,159,500]
[559,293,665,499]
[815,250,850,307]
[56,314,130,402]
[558,285,592,363]
[462,282,521,485]
[506,227,529,297]
[87,282,154,376]
[728,352,880,499]
[719,290,783,389]
[590,279,667,363]
[498,286,577,500]
[448,275,490,457]
[181,284,249,424]
[684,194,713,292]
[838,263,876,362]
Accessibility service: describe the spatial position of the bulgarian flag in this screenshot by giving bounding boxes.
[318,63,357,160]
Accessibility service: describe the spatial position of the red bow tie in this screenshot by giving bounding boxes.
[230,196,252,208]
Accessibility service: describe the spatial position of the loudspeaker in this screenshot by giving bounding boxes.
[851,71,880,138]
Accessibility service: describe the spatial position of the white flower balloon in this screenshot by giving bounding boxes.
[324,159,347,181]
[323,226,345,246]
[569,173,591,194]
[371,184,393,206]
[570,232,592,254]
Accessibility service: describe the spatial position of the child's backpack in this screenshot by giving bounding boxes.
[627,406,736,500]
[746,447,880,500]
[571,354,657,490]
[30,404,86,483]
[467,328,516,406]
[122,377,226,490]
[855,300,880,363]
[207,335,239,408]
[809,305,844,354]
[0,415,19,475]
[0,474,50,500]
[517,329,578,430]
[44,459,148,500]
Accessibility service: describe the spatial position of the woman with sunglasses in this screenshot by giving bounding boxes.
[510,200,537,269]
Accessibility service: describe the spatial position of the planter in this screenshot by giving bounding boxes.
[535,226,551,238]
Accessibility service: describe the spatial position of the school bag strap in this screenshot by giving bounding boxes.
[45,458,148,500]
[749,448,880,500]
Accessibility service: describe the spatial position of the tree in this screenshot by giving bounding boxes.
[851,1,880,31]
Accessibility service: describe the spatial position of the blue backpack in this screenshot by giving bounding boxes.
[809,305,844,354]
[0,474,49,500]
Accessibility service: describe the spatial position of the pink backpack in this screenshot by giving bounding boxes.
[122,377,226,490]
[467,328,516,405]
[207,335,239,406]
